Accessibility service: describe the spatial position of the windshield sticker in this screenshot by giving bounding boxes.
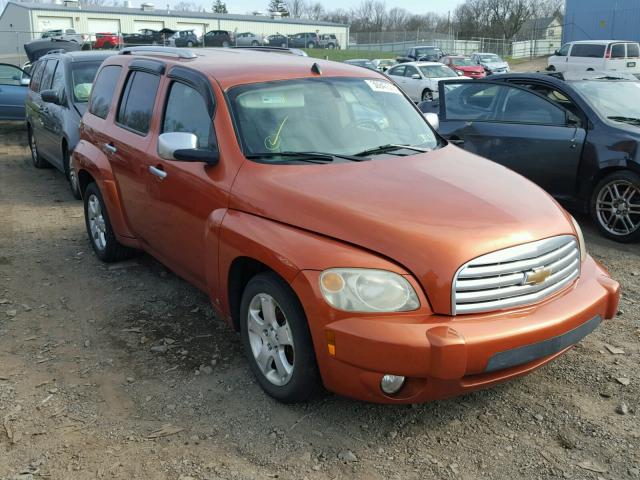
[365,79,401,94]
[265,116,288,151]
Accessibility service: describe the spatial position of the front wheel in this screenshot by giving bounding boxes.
[251,40,259,46]
[187,40,194,47]
[28,125,48,168]
[222,40,230,47]
[307,41,315,48]
[83,183,136,261]
[591,170,640,243]
[240,272,320,403]
[547,65,556,71]
[63,146,81,200]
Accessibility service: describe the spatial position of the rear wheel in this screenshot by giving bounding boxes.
[251,40,259,46]
[83,183,136,262]
[222,40,230,47]
[307,41,315,48]
[327,43,335,49]
[187,40,194,47]
[63,145,81,200]
[547,65,556,71]
[28,125,48,168]
[591,170,640,243]
[240,272,320,403]
[280,42,287,48]
[421,89,433,102]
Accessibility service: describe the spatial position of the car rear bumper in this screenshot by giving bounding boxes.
[291,256,619,403]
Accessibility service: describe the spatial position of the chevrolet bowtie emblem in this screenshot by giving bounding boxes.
[524,267,552,286]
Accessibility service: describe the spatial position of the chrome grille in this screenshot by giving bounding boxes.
[452,235,580,315]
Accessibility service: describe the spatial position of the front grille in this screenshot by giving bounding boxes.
[452,235,580,315]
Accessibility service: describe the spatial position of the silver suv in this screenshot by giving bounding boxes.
[318,34,340,50]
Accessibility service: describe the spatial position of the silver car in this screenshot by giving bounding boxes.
[235,32,264,46]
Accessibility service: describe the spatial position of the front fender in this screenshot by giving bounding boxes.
[73,139,136,239]
[216,209,407,319]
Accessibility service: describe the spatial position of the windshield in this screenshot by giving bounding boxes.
[348,60,374,68]
[572,80,640,120]
[415,47,440,56]
[71,61,102,103]
[228,77,438,161]
[451,58,475,66]
[419,65,456,78]
[479,54,502,62]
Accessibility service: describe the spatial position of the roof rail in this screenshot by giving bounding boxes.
[119,46,197,59]
[230,46,294,54]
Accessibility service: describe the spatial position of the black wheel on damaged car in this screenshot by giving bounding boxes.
[28,125,48,168]
[422,89,433,102]
[83,183,136,262]
[240,272,320,403]
[63,146,81,200]
[591,170,640,243]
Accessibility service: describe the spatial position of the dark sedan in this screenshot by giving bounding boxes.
[420,72,640,242]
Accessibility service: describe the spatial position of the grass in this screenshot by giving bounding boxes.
[302,48,397,62]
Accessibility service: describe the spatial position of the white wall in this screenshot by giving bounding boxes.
[0,3,34,64]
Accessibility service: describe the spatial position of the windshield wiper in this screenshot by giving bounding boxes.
[245,151,365,163]
[607,116,640,125]
[353,144,432,157]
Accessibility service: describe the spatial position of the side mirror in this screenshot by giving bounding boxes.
[554,50,561,56]
[20,77,30,86]
[40,89,62,105]
[424,112,440,130]
[411,73,421,80]
[157,132,219,165]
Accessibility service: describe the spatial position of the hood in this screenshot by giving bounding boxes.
[230,146,574,314]
[23,39,81,62]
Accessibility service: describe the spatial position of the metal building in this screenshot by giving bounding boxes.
[564,0,640,43]
[0,0,349,64]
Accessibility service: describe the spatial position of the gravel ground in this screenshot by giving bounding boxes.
[0,121,638,480]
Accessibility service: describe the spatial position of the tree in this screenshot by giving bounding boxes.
[174,0,198,11]
[287,0,306,18]
[212,0,228,13]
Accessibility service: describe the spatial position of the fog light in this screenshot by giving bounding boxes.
[380,374,405,394]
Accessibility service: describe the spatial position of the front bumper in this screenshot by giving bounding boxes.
[291,256,619,404]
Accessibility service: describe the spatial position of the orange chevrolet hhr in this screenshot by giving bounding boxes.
[73,47,620,404]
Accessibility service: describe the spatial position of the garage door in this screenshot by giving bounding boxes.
[87,18,121,34]
[176,23,205,37]
[133,20,164,32]
[37,16,73,33]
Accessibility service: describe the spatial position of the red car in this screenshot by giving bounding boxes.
[94,33,123,50]
[441,55,486,79]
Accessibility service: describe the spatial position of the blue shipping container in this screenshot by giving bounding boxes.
[564,0,640,43]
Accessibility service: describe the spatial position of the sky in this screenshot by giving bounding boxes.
[199,0,466,15]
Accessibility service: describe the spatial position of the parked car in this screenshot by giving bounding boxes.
[94,32,123,49]
[344,59,376,70]
[397,45,445,63]
[123,28,173,46]
[547,40,640,76]
[440,55,486,79]
[318,33,340,49]
[235,32,264,46]
[387,61,462,102]
[203,30,234,47]
[470,52,510,75]
[372,58,396,71]
[0,63,30,120]
[287,32,321,49]
[41,28,85,44]
[168,30,200,47]
[72,47,619,404]
[265,34,289,47]
[26,50,114,199]
[420,72,640,242]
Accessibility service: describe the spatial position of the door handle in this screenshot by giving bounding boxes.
[149,165,167,179]
[448,136,465,145]
[104,143,117,154]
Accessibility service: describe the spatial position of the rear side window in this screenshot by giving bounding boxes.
[570,44,606,58]
[162,81,213,148]
[116,70,160,134]
[89,65,122,119]
[627,43,640,58]
[29,61,45,92]
[40,60,57,91]
[611,44,626,58]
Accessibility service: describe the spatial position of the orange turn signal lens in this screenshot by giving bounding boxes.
[325,330,336,356]
[320,271,345,293]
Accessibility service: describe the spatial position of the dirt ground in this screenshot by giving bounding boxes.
[0,121,638,480]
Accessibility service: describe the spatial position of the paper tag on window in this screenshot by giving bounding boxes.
[365,79,401,94]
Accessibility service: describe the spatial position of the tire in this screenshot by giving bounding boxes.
[590,170,640,243]
[63,146,81,200]
[421,89,433,102]
[307,41,315,48]
[187,41,194,47]
[240,272,320,403]
[28,125,48,168]
[327,43,335,49]
[222,41,230,48]
[83,183,136,262]
[281,43,287,48]
[251,40,259,46]
[547,65,556,71]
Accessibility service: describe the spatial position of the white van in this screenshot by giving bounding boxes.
[548,40,640,74]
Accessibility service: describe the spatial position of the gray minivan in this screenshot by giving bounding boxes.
[26,51,113,198]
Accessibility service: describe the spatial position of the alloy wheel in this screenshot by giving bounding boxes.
[29,132,38,163]
[422,90,433,102]
[596,180,640,236]
[246,293,295,387]
[66,153,79,194]
[87,194,107,251]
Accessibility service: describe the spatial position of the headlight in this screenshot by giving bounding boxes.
[456,70,464,76]
[319,268,420,312]
[570,216,587,262]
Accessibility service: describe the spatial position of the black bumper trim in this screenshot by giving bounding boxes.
[485,315,602,373]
